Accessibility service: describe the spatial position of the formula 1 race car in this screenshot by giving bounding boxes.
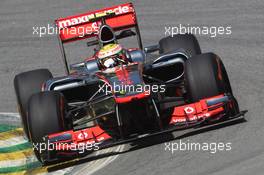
[14,3,247,164]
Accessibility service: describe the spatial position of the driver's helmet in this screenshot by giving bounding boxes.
[98,43,125,68]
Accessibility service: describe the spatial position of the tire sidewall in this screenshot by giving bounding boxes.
[185,53,230,102]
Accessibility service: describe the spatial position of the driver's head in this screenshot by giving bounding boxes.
[98,44,125,68]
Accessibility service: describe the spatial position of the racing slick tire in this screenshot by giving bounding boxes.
[27,91,67,163]
[185,52,233,102]
[159,34,201,56]
[14,69,53,139]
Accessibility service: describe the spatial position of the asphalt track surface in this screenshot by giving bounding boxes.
[0,0,263,174]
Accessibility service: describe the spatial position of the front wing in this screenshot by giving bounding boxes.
[41,94,247,162]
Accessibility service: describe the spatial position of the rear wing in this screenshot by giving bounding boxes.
[55,3,143,75]
[55,3,139,43]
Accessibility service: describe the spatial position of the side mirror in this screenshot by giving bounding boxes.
[70,62,85,72]
[127,50,146,63]
[144,45,159,53]
[85,60,100,73]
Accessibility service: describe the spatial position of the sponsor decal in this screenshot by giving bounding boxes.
[77,132,88,140]
[184,107,195,114]
[172,113,211,123]
[58,5,131,28]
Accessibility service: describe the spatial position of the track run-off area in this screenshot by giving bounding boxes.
[0,113,124,175]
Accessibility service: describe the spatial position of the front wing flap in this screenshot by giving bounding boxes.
[42,94,247,162]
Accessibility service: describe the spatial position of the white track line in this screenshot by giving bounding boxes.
[0,156,37,168]
[0,136,27,148]
[0,158,28,168]
[73,145,125,175]
[0,113,34,169]
[0,113,25,148]
[87,145,125,175]
[46,167,74,175]
[0,112,20,116]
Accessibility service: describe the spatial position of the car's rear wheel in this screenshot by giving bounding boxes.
[14,69,53,139]
[185,52,233,102]
[159,34,201,56]
[27,91,67,163]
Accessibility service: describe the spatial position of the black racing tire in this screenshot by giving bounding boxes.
[14,69,53,139]
[159,34,201,56]
[27,91,67,163]
[185,52,232,102]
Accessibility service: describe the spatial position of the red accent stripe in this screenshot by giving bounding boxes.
[115,92,149,103]
[115,66,133,85]
[170,94,225,124]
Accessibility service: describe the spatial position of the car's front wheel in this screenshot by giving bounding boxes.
[27,91,68,163]
[185,52,231,102]
[159,34,201,56]
[184,52,239,115]
[14,69,53,139]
